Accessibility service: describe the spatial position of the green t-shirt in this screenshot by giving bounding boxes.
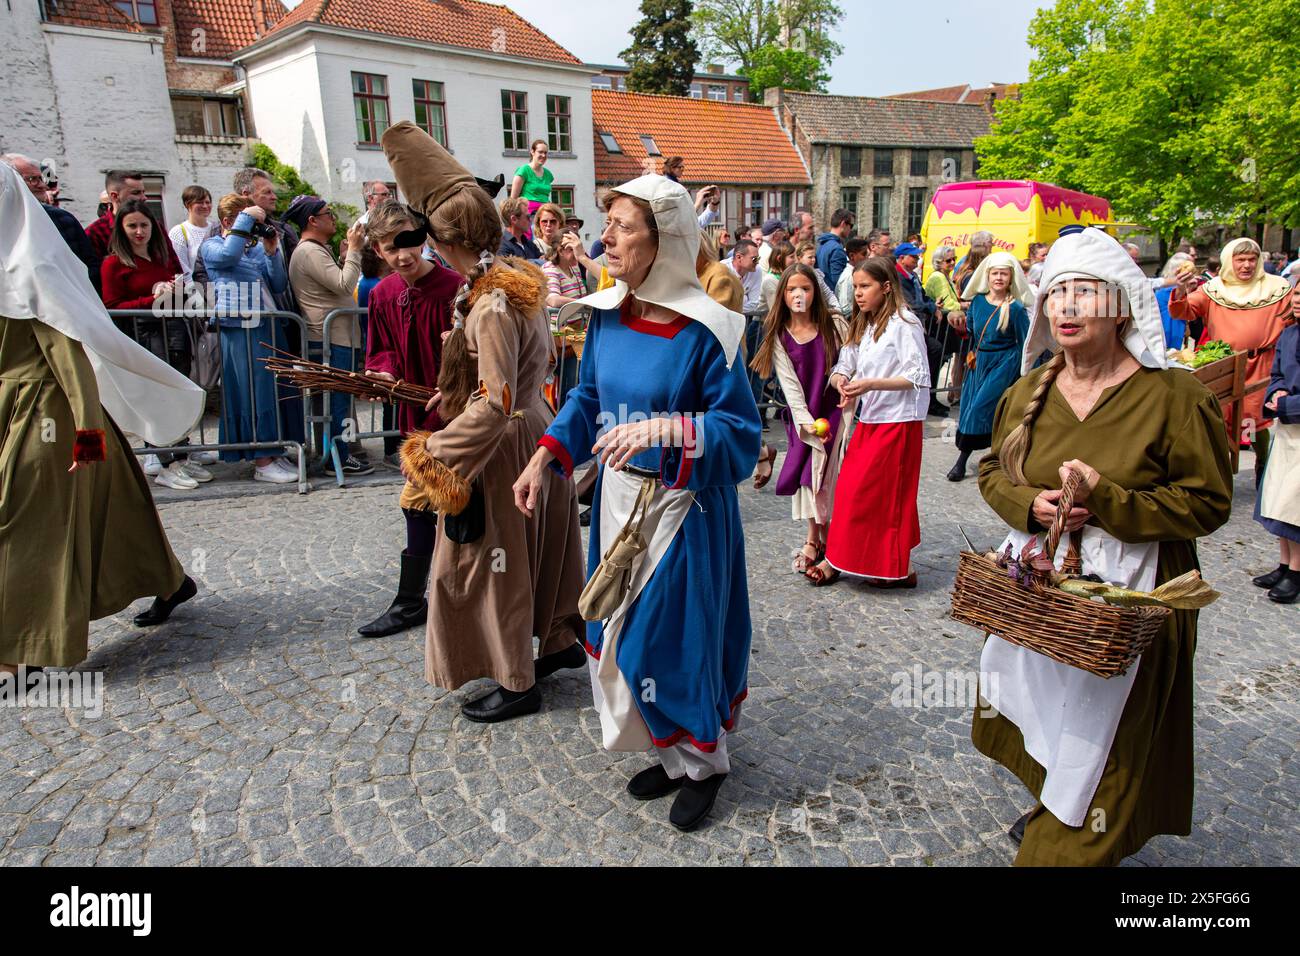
[515,164,554,203]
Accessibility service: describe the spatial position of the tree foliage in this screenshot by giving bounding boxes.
[976,0,1300,242]
[248,142,358,251]
[691,0,843,98]
[622,0,700,96]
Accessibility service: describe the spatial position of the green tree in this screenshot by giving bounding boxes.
[691,0,843,97]
[622,0,699,96]
[742,43,829,98]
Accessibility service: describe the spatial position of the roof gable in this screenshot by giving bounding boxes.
[171,0,290,59]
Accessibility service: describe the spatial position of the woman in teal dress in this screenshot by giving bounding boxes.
[948,252,1033,481]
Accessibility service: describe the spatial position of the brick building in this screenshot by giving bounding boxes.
[767,88,991,240]
[590,62,750,103]
[592,88,809,234]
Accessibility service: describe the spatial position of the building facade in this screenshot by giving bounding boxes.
[1,0,276,227]
[235,0,599,233]
[590,63,750,103]
[592,89,809,235]
[768,89,991,240]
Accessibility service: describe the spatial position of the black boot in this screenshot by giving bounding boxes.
[535,642,586,680]
[461,684,542,722]
[1253,564,1288,589]
[946,452,971,482]
[669,773,727,831]
[1009,810,1031,846]
[1267,570,1300,604]
[627,764,683,801]
[133,575,198,627]
[357,552,431,638]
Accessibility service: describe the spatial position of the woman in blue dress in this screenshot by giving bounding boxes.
[947,252,1033,481]
[513,175,761,832]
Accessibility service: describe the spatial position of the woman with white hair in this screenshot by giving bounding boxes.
[514,174,761,832]
[1155,252,1195,349]
[947,252,1033,481]
[972,228,1232,865]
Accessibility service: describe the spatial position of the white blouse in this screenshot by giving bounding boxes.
[831,310,930,423]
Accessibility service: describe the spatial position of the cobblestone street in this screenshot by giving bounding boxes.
[1,427,1296,867]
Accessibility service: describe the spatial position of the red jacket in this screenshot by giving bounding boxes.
[100,247,182,310]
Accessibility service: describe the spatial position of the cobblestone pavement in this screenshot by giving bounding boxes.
[2,425,1296,867]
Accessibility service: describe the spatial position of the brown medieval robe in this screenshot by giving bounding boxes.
[401,262,585,692]
[975,365,1233,865]
[0,317,185,667]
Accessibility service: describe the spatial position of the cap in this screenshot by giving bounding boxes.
[761,218,785,237]
[893,241,923,258]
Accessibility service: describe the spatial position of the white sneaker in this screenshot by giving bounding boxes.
[142,454,162,476]
[181,461,213,482]
[272,457,300,478]
[254,461,298,484]
[190,450,219,465]
[155,461,199,490]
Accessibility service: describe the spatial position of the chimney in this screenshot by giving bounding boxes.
[764,87,783,108]
[705,63,724,75]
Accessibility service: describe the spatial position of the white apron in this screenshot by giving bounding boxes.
[978,527,1158,828]
[587,465,696,752]
[1260,422,1300,527]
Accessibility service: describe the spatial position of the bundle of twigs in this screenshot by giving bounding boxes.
[259,344,437,406]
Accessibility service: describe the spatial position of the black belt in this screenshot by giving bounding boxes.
[619,463,661,481]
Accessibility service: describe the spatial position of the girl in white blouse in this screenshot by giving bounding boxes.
[806,256,930,586]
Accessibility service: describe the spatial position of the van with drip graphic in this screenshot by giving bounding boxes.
[919,180,1114,278]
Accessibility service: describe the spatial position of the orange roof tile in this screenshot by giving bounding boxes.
[888,83,1017,106]
[246,0,581,65]
[592,89,808,187]
[43,0,148,33]
[171,0,290,60]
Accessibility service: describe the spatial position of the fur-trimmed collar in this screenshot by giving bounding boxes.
[467,258,546,313]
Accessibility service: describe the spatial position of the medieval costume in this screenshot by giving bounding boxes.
[542,174,761,830]
[950,253,1033,480]
[384,121,586,718]
[356,257,462,638]
[974,228,1233,865]
[0,164,205,668]
[1170,237,1291,471]
[1254,321,1300,602]
[822,312,930,582]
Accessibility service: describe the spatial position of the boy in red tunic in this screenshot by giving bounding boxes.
[356,201,462,637]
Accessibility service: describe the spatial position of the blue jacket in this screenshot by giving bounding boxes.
[1267,324,1299,424]
[199,212,287,328]
[815,232,848,288]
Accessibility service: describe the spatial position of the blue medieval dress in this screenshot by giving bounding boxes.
[956,294,1030,452]
[540,300,761,755]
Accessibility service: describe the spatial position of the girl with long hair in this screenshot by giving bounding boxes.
[806,257,930,587]
[750,263,850,572]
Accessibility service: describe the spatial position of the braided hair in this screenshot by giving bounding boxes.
[998,350,1065,485]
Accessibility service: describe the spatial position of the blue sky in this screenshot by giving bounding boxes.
[280,0,1050,96]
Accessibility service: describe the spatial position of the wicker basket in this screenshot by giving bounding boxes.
[950,471,1170,678]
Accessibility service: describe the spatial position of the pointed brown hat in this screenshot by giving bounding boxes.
[381,119,479,219]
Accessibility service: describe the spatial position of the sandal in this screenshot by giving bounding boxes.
[804,560,840,587]
[793,539,821,574]
[753,445,778,490]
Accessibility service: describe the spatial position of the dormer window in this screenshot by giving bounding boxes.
[112,0,158,25]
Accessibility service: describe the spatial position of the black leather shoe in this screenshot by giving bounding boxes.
[133,575,198,627]
[1266,572,1300,604]
[946,460,968,482]
[461,684,542,723]
[627,764,684,801]
[1253,564,1288,589]
[579,507,591,527]
[668,773,726,831]
[927,400,949,419]
[535,643,586,680]
[1009,811,1031,846]
[358,552,432,638]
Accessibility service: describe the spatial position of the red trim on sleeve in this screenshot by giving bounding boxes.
[662,416,695,490]
[73,429,107,463]
[538,434,573,478]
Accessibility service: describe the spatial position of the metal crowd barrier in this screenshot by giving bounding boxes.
[319,306,400,486]
[108,308,313,494]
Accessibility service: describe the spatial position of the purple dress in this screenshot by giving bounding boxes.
[775,329,843,496]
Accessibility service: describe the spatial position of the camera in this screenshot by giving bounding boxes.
[248,220,277,240]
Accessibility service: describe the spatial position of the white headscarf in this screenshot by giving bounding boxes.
[0,163,204,445]
[1023,228,1167,376]
[963,251,1034,332]
[557,174,745,367]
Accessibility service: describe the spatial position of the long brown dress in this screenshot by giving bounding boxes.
[0,317,185,667]
[401,262,585,692]
[974,365,1233,865]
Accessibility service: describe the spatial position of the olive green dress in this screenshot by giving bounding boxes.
[974,365,1233,866]
[0,316,185,667]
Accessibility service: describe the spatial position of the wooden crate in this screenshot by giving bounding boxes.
[1191,351,1259,473]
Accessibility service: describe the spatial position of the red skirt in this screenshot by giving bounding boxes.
[825,420,922,579]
